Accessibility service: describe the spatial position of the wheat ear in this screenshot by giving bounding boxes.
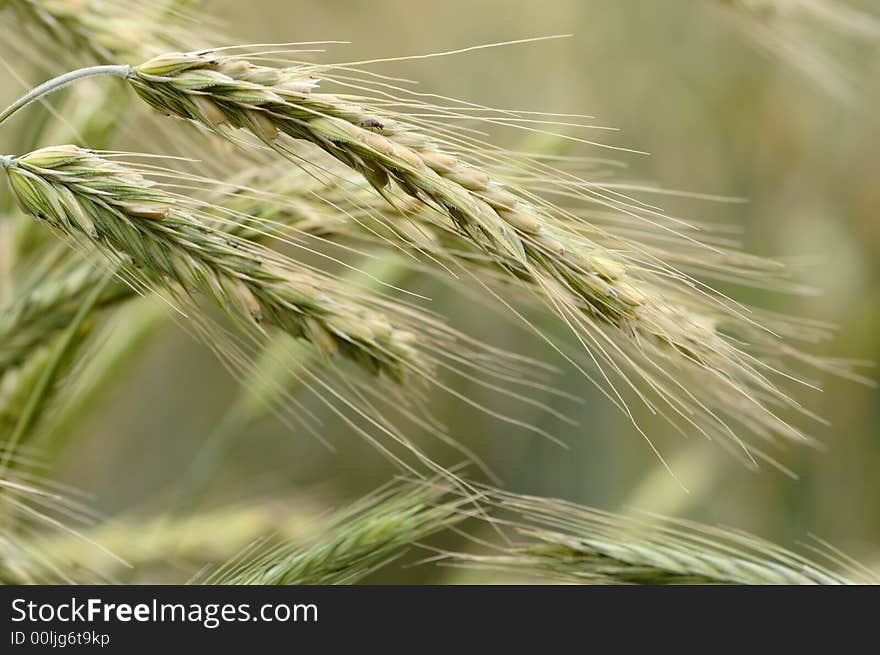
[709,0,880,102]
[119,51,860,466]
[0,147,557,483]
[127,51,652,326]
[1,54,861,467]
[0,0,197,64]
[0,159,461,373]
[447,488,871,585]
[206,480,465,585]
[7,498,324,584]
[122,51,751,364]
[0,146,431,382]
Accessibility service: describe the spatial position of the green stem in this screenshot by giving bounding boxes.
[173,411,249,516]
[0,65,130,126]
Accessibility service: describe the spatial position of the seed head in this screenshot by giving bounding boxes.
[121,50,855,462]
[1,146,437,382]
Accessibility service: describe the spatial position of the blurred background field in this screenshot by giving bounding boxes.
[1,0,878,581]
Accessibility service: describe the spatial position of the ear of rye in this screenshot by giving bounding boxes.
[123,50,852,466]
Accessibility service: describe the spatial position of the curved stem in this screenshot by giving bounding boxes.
[0,65,130,126]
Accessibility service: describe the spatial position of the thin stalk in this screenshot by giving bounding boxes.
[173,411,250,517]
[0,65,130,126]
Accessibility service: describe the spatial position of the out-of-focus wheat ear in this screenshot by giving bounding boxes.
[443,487,874,585]
[202,480,467,585]
[0,256,129,373]
[0,448,127,584]
[709,0,880,103]
[0,268,111,471]
[0,0,204,65]
[8,498,325,583]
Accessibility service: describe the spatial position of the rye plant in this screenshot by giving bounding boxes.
[0,0,875,585]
